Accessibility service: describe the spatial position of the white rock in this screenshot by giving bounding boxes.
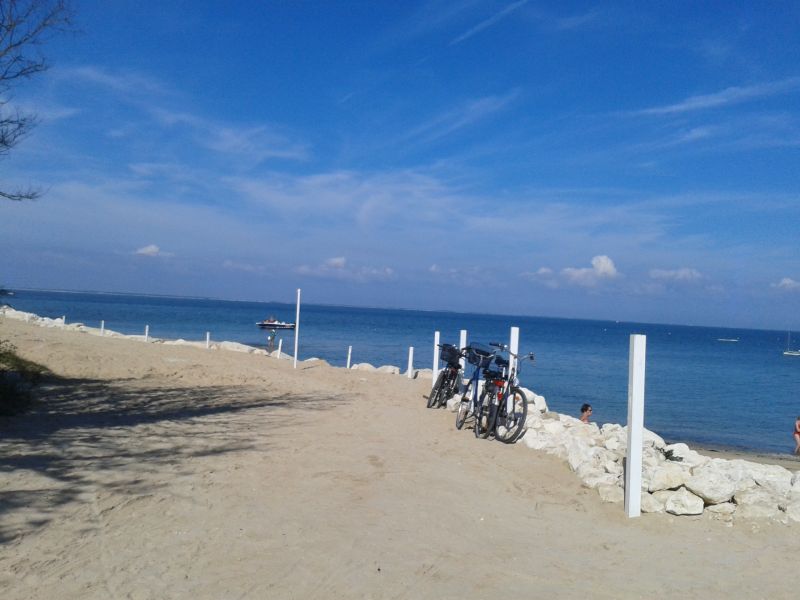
[581,472,619,489]
[218,341,257,353]
[597,484,624,504]
[376,365,400,374]
[663,487,704,516]
[784,499,800,523]
[685,468,738,505]
[641,492,665,513]
[445,396,462,412]
[748,463,793,496]
[704,502,736,517]
[663,443,710,468]
[351,362,376,371]
[649,462,690,492]
[542,420,565,436]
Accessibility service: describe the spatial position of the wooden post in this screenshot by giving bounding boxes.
[509,326,519,377]
[293,289,301,369]
[277,339,283,359]
[625,334,647,518]
[100,320,105,336]
[347,345,352,369]
[407,346,414,378]
[206,331,211,349]
[432,331,440,390]
[145,324,149,342]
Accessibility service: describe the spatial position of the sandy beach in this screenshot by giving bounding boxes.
[1,316,798,599]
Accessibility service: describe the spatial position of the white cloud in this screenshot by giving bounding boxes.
[450,0,530,45]
[521,266,559,288]
[296,258,394,283]
[222,260,265,274]
[324,256,347,269]
[772,277,800,291]
[561,255,619,287]
[650,267,702,282]
[134,244,171,257]
[634,77,800,116]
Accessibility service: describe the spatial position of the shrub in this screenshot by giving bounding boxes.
[0,339,49,416]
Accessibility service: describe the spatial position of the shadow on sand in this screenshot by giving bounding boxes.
[0,375,348,543]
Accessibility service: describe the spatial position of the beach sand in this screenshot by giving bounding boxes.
[1,317,797,599]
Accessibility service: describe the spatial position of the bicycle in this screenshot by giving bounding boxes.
[454,343,497,432]
[427,343,464,409]
[476,343,535,443]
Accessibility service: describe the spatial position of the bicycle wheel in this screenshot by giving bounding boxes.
[494,386,528,444]
[455,382,472,430]
[474,389,493,439]
[428,370,446,408]
[437,370,459,407]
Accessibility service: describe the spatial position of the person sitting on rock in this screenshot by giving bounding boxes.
[793,416,800,455]
[580,403,592,424]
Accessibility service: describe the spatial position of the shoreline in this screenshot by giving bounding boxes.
[1,304,796,468]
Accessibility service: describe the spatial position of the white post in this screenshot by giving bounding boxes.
[625,334,647,518]
[346,345,352,369]
[293,288,301,369]
[407,346,414,378]
[509,326,519,377]
[206,331,211,349]
[277,339,283,359]
[100,320,105,336]
[459,329,468,392]
[432,331,440,390]
[62,315,66,327]
[145,324,149,342]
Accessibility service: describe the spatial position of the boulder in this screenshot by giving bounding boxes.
[597,484,624,504]
[663,443,710,468]
[748,463,793,496]
[784,499,800,523]
[218,341,257,353]
[641,492,665,514]
[351,363,376,371]
[685,468,738,505]
[662,487,704,516]
[648,462,689,492]
[376,365,400,375]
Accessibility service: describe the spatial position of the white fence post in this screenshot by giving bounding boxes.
[100,320,105,336]
[62,315,66,327]
[206,331,211,349]
[347,345,352,369]
[509,326,519,377]
[293,289,301,369]
[625,334,647,518]
[277,338,283,359]
[459,329,468,392]
[432,331,440,389]
[145,324,149,342]
[407,346,414,378]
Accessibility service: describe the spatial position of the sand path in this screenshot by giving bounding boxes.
[0,318,796,599]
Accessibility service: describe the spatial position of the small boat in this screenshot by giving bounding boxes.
[784,332,800,356]
[717,338,739,343]
[256,316,295,330]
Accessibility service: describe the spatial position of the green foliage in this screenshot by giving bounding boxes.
[0,339,49,416]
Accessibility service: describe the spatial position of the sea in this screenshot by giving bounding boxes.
[3,289,799,456]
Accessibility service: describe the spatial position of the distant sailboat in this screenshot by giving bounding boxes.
[784,332,800,357]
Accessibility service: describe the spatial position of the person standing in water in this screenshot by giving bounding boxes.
[793,416,800,455]
[580,403,593,424]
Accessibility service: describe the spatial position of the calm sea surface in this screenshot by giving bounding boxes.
[4,289,800,455]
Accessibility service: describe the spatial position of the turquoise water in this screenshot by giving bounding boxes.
[4,289,799,455]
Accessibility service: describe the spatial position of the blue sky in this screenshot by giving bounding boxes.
[1,1,799,329]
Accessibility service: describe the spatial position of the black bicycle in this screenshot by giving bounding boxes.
[475,343,534,443]
[427,343,464,408]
